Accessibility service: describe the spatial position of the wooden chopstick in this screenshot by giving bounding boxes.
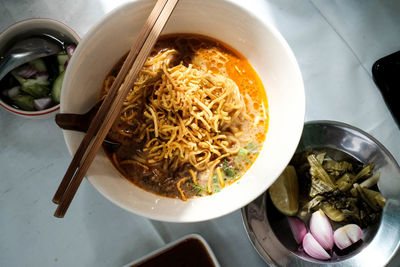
[53,0,179,217]
[52,0,170,205]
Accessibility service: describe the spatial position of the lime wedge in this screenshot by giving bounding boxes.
[269,165,299,216]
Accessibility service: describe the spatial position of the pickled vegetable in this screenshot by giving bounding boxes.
[308,154,335,186]
[354,184,386,211]
[336,173,354,191]
[291,150,386,227]
[274,150,385,262]
[321,203,346,222]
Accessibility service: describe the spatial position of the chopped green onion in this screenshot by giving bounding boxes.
[238,147,248,158]
[211,174,221,193]
[222,160,236,177]
[246,142,259,153]
[193,184,207,194]
[213,185,222,193]
[225,168,236,177]
[212,174,218,184]
[236,143,259,164]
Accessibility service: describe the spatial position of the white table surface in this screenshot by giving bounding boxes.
[1,0,399,266]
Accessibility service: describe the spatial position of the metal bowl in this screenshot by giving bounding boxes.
[242,120,400,266]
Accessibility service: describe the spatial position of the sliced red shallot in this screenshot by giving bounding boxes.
[5,86,20,98]
[66,44,76,57]
[288,216,307,244]
[15,64,38,78]
[303,233,331,260]
[334,224,363,250]
[34,96,53,110]
[309,209,334,250]
[35,72,49,82]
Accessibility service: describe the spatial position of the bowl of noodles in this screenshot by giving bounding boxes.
[60,0,305,222]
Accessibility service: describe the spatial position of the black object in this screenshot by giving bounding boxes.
[372,51,400,128]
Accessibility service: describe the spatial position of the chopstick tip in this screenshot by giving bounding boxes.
[52,196,61,205]
[54,207,66,218]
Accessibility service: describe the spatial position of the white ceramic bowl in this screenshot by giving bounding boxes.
[0,18,80,118]
[61,0,305,222]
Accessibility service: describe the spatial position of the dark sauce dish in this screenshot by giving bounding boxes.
[125,234,220,267]
[0,18,79,117]
[242,121,400,266]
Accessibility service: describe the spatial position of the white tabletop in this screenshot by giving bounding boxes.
[1,0,399,266]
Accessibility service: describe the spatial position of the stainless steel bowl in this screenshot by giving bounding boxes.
[242,120,400,266]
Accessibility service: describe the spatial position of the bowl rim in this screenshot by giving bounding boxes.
[61,0,306,222]
[0,17,80,117]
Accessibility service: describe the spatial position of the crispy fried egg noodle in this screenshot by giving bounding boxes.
[101,35,268,201]
[104,49,249,173]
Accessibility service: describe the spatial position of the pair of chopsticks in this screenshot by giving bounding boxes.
[52,0,179,218]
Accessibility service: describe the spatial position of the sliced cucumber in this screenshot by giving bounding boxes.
[29,59,47,72]
[12,95,35,111]
[57,53,69,73]
[21,79,50,98]
[12,72,26,85]
[51,71,65,103]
